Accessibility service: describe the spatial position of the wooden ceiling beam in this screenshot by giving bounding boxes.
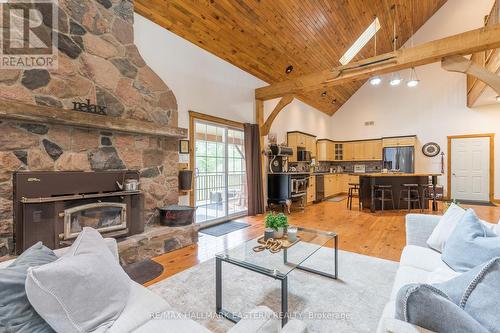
[255,24,500,100]
[442,55,500,96]
[260,95,294,136]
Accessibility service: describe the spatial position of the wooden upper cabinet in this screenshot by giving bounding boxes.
[316,140,329,161]
[316,140,334,161]
[343,142,354,161]
[306,136,317,157]
[287,133,298,162]
[287,132,316,162]
[382,136,416,148]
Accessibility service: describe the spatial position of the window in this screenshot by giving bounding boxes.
[192,117,247,224]
[339,17,381,65]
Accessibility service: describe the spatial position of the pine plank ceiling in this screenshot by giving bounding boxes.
[135,0,447,116]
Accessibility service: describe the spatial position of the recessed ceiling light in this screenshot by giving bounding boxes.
[332,99,337,104]
[339,17,381,65]
[285,65,294,74]
[389,72,402,86]
[321,91,327,97]
[369,76,382,85]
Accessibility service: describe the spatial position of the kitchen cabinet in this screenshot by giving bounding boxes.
[382,136,416,148]
[306,136,317,157]
[287,132,316,162]
[343,143,354,161]
[316,140,334,161]
[324,174,342,197]
[315,137,401,161]
[307,175,316,204]
[362,140,383,160]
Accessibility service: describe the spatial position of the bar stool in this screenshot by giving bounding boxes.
[374,185,395,212]
[347,183,361,211]
[399,184,421,211]
[420,183,444,211]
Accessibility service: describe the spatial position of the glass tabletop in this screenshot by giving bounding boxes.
[216,227,336,278]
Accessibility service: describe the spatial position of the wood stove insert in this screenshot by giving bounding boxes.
[13,171,144,254]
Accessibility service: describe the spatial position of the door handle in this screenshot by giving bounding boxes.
[452,173,456,176]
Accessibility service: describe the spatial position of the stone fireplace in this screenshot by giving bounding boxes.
[0,0,197,262]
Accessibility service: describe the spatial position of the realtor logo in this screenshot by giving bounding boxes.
[0,0,58,69]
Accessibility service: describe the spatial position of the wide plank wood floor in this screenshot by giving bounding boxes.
[145,200,500,287]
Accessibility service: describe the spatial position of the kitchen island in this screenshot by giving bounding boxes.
[355,173,441,212]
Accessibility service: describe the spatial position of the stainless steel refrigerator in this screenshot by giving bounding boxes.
[383,146,415,173]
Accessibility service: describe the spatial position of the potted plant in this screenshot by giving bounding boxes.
[265,212,289,239]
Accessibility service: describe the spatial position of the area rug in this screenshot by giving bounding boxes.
[325,195,348,202]
[149,248,398,332]
[200,221,250,237]
[123,259,164,285]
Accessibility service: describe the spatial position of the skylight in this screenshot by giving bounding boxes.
[339,17,381,65]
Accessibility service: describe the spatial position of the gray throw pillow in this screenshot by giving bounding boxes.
[0,242,56,333]
[436,257,500,333]
[395,284,488,333]
[25,227,131,333]
[442,209,500,272]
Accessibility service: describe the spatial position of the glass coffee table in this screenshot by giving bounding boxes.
[215,227,337,327]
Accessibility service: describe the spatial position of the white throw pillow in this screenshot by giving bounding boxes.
[426,203,466,252]
[494,220,500,235]
[25,228,131,333]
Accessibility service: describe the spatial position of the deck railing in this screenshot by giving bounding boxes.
[194,172,246,203]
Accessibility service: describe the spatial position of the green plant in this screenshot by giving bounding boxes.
[265,212,289,231]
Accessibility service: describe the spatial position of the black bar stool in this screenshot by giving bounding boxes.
[374,185,395,212]
[347,183,361,211]
[399,184,421,211]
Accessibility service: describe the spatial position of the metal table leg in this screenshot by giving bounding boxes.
[281,277,288,326]
[216,256,290,327]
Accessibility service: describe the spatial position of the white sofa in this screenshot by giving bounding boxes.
[0,239,307,333]
[376,213,496,333]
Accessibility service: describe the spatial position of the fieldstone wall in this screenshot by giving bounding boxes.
[0,0,184,259]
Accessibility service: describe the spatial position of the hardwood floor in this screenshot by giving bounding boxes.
[145,199,500,287]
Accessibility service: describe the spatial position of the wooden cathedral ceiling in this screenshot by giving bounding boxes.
[135,0,447,116]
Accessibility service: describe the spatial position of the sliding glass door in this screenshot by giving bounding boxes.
[193,119,247,225]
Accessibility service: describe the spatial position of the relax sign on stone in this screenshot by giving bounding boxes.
[72,99,107,115]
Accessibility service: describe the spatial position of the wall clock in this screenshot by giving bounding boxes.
[422,142,440,157]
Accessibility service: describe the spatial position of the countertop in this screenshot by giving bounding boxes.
[352,173,442,177]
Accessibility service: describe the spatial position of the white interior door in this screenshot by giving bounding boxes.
[450,137,490,201]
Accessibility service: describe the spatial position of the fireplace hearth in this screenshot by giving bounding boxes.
[13,171,144,254]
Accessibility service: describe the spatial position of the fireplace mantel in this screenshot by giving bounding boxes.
[0,99,187,138]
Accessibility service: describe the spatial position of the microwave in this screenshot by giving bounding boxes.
[297,150,311,162]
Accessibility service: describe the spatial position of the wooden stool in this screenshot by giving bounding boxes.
[399,184,421,211]
[374,185,395,212]
[420,183,444,211]
[347,183,361,211]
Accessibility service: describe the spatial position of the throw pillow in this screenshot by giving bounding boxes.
[442,209,500,272]
[0,242,56,333]
[426,203,466,252]
[25,228,131,333]
[395,284,489,333]
[436,257,500,333]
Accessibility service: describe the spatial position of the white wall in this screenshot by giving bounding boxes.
[264,99,333,144]
[330,0,500,199]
